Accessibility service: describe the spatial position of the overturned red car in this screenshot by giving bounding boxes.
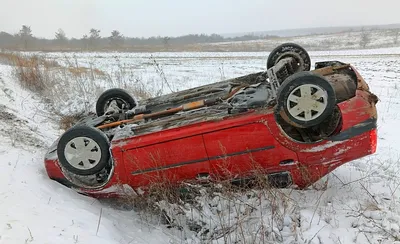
[44,43,378,198]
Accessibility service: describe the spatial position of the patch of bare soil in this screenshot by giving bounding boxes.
[0,105,16,120]
[0,78,45,149]
[0,106,44,149]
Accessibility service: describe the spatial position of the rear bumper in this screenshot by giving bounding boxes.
[266,64,378,188]
[330,117,377,142]
[291,125,377,189]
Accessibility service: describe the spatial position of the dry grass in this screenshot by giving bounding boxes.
[59,113,88,130]
[120,151,299,243]
[130,177,295,243]
[15,60,45,92]
[0,52,60,92]
[1,51,158,125]
[68,66,106,77]
[0,52,60,68]
[127,82,153,100]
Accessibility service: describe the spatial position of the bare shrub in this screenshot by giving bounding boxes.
[360,28,372,48]
[393,29,400,45]
[14,56,48,92]
[318,39,339,49]
[107,57,154,100]
[150,55,176,96]
[131,82,153,100]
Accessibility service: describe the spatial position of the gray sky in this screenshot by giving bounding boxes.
[0,0,399,38]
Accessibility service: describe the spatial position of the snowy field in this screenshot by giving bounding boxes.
[199,29,400,51]
[1,48,400,243]
[32,47,400,98]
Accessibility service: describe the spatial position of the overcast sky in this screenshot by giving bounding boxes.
[0,0,399,38]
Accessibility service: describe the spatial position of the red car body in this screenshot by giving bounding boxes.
[44,65,378,198]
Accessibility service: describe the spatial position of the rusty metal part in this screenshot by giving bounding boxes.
[182,100,205,111]
[96,118,138,130]
[325,73,357,103]
[352,65,379,118]
[312,64,350,76]
[367,93,379,105]
[312,64,359,103]
[354,67,372,92]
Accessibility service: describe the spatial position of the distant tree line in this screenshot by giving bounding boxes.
[0,25,279,51]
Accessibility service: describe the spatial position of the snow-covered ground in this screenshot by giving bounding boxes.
[0,66,172,243]
[200,29,400,51]
[1,48,400,243]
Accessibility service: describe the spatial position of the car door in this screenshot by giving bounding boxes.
[203,122,298,180]
[123,134,210,188]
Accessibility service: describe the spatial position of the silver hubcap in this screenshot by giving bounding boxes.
[64,137,102,170]
[286,84,328,121]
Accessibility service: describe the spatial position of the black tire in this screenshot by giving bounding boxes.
[267,43,311,73]
[275,71,336,128]
[57,125,110,176]
[96,88,137,116]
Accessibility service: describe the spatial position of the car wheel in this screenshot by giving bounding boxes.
[57,125,110,176]
[275,71,336,128]
[267,43,311,73]
[96,88,137,116]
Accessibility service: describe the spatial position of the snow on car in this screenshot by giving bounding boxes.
[44,43,379,197]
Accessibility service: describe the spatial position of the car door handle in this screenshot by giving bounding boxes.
[279,159,296,166]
